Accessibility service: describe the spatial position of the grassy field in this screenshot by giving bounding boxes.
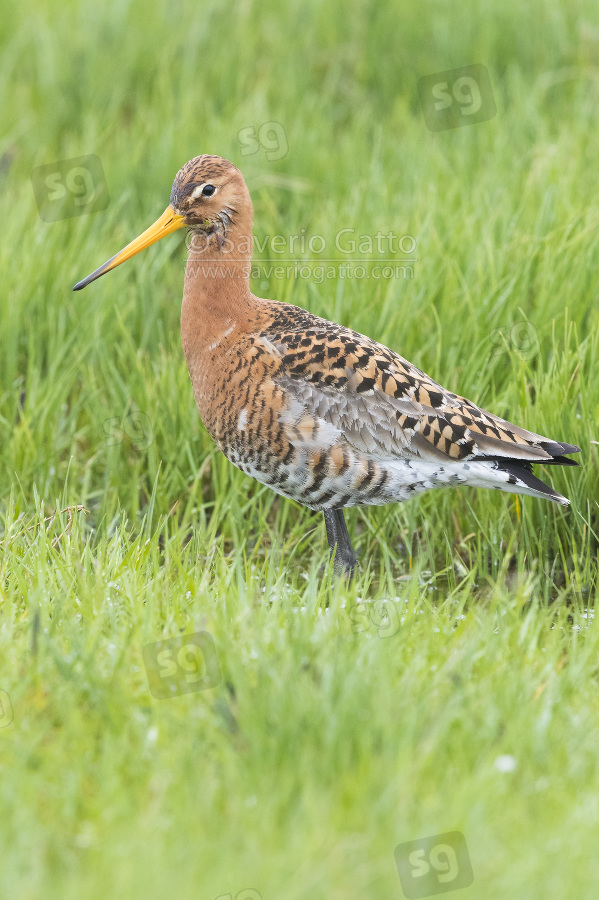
[1,0,599,897]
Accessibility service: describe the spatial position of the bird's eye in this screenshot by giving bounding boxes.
[202,184,216,196]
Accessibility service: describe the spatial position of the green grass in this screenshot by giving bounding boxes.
[1,0,599,897]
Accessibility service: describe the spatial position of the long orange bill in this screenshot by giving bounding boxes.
[73,206,186,291]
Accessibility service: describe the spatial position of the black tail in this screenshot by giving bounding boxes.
[487,442,581,506]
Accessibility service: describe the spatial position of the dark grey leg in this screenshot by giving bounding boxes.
[323,508,358,577]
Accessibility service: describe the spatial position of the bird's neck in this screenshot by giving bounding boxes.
[180,221,261,362]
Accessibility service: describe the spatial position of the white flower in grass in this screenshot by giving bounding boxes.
[494,754,517,773]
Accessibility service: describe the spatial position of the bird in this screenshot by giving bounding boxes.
[74,155,581,576]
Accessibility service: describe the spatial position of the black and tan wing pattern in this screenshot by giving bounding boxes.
[221,301,579,511]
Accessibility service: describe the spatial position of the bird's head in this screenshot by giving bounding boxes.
[73,155,252,291]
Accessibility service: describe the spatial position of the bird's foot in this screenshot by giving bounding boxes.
[331,548,358,580]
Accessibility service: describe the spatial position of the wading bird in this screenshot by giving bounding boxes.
[74,156,580,576]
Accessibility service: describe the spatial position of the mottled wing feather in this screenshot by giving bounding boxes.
[263,303,569,465]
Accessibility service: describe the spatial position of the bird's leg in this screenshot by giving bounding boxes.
[323,508,357,577]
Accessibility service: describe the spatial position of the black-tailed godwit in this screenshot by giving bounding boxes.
[74,155,580,575]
